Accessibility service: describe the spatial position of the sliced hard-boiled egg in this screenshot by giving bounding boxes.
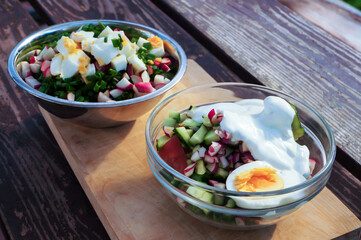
[98,26,114,38]
[127,54,147,73]
[111,55,127,72]
[81,63,95,84]
[81,37,96,52]
[70,31,94,43]
[120,42,136,58]
[61,51,89,79]
[50,53,63,76]
[226,161,306,209]
[56,36,80,56]
[147,36,165,57]
[137,37,150,48]
[91,38,120,66]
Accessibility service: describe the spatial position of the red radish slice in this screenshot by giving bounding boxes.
[25,76,41,89]
[95,61,110,71]
[109,89,123,99]
[20,62,31,78]
[204,154,219,164]
[29,56,37,64]
[163,126,174,137]
[127,64,134,76]
[135,82,155,93]
[146,65,153,75]
[309,159,316,175]
[235,217,246,226]
[130,75,142,84]
[154,83,166,90]
[42,47,55,60]
[208,109,216,122]
[241,142,249,152]
[97,92,112,102]
[67,92,75,101]
[161,57,171,65]
[219,156,229,168]
[116,78,133,91]
[241,152,255,163]
[206,162,218,174]
[41,60,51,72]
[158,136,188,173]
[140,71,150,82]
[198,147,206,158]
[160,63,170,72]
[122,72,130,80]
[190,151,201,162]
[227,155,234,168]
[103,90,110,98]
[154,74,165,85]
[114,28,120,31]
[184,163,196,177]
[35,49,41,56]
[154,60,161,67]
[30,63,41,74]
[43,67,51,78]
[209,180,225,189]
[208,141,222,156]
[234,162,243,169]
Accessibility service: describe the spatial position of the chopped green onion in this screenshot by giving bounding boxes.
[143,42,152,50]
[104,37,108,43]
[97,20,106,30]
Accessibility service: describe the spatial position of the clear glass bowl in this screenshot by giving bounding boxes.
[145,83,336,230]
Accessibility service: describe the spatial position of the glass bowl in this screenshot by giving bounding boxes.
[8,20,187,128]
[146,83,336,230]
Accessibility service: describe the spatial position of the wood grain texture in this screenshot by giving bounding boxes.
[0,0,109,239]
[279,0,361,52]
[30,0,247,83]
[40,60,361,240]
[156,0,361,167]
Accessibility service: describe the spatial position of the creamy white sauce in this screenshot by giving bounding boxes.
[188,96,310,178]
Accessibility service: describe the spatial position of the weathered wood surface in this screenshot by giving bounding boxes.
[39,60,361,240]
[279,0,361,52]
[156,0,361,169]
[0,0,360,239]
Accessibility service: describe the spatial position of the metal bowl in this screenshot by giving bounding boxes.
[8,20,187,128]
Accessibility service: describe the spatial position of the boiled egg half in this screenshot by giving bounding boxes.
[226,161,306,209]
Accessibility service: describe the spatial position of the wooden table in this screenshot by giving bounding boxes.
[0,0,360,239]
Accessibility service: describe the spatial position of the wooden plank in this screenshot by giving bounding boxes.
[156,0,361,168]
[0,1,109,239]
[279,0,361,52]
[40,60,361,240]
[30,0,247,83]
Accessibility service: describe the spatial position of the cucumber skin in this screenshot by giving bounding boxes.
[169,110,181,122]
[204,130,220,145]
[162,117,177,127]
[189,124,208,146]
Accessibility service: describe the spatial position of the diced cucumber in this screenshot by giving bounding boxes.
[180,113,188,122]
[174,127,190,146]
[213,194,225,206]
[182,118,202,128]
[290,104,305,140]
[190,171,211,183]
[189,124,208,146]
[202,115,213,127]
[196,160,206,175]
[162,117,177,127]
[225,198,236,208]
[188,105,197,111]
[156,135,170,150]
[186,159,193,165]
[225,147,234,157]
[204,129,220,145]
[186,186,213,211]
[214,168,229,181]
[169,110,180,122]
[192,145,201,153]
[186,129,194,137]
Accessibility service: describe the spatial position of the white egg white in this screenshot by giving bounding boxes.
[226,161,306,209]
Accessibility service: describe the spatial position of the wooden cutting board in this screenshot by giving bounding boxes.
[40,60,361,240]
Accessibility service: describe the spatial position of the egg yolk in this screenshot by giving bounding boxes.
[234,167,284,192]
[63,37,80,54]
[147,36,163,49]
[78,56,90,76]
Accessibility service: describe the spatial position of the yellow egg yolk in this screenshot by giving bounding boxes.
[78,55,90,76]
[234,167,284,192]
[63,37,80,54]
[147,36,163,49]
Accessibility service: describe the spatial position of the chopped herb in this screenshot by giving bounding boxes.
[143,42,152,50]
[130,37,138,43]
[97,20,106,30]
[104,37,108,43]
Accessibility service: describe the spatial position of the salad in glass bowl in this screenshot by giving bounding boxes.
[146,83,335,230]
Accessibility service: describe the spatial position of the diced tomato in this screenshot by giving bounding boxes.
[158,136,188,173]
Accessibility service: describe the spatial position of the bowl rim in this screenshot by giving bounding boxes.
[7,19,187,108]
[145,82,336,197]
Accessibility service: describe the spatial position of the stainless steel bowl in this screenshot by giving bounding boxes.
[8,20,187,128]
